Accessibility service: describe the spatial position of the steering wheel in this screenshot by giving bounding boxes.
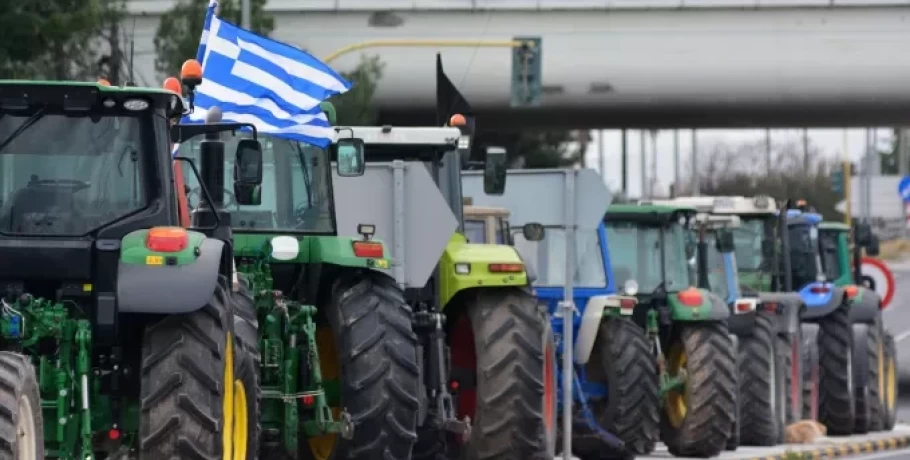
[186,187,237,209]
[32,179,90,193]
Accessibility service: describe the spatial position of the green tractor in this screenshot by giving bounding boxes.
[0,77,269,457]
[817,220,897,432]
[604,204,737,457]
[331,125,556,460]
[174,98,430,460]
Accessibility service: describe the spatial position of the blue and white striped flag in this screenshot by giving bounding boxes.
[179,0,351,150]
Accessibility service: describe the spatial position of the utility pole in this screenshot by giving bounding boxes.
[843,129,852,228]
[598,130,605,182]
[691,130,700,196]
[621,129,628,196]
[650,130,659,197]
[241,0,251,29]
[765,128,772,175]
[673,130,680,197]
[802,128,810,173]
[640,130,647,198]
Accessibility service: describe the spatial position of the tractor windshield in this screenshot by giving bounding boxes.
[178,135,334,233]
[606,222,693,294]
[702,231,732,302]
[732,217,767,272]
[788,223,824,287]
[0,112,150,235]
[514,227,606,287]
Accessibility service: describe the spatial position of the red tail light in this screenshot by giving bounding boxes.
[845,285,859,299]
[810,285,830,294]
[677,288,703,307]
[146,227,188,253]
[735,301,754,313]
[489,263,524,273]
[763,302,779,313]
[619,298,637,314]
[352,241,383,258]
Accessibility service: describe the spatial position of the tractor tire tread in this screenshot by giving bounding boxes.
[739,313,782,445]
[0,351,42,459]
[817,305,856,435]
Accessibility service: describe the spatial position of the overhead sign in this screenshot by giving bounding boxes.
[860,257,895,309]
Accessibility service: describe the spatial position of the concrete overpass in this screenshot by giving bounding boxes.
[127,1,910,128]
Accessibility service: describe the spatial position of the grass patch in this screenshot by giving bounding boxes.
[878,239,910,261]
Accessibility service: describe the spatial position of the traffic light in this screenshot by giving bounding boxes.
[831,166,844,195]
[511,36,542,107]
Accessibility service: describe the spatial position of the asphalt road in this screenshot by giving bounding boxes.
[885,259,910,424]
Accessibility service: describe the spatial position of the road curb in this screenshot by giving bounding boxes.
[745,433,910,459]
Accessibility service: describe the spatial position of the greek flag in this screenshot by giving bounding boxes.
[179,0,351,150]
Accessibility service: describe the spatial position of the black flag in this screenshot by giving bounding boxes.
[436,53,474,132]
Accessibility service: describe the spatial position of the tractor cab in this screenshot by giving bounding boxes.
[692,213,758,322]
[782,209,836,310]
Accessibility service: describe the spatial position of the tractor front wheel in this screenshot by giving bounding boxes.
[232,274,261,459]
[0,352,42,460]
[817,305,856,435]
[139,281,252,460]
[311,270,420,460]
[661,322,737,457]
[450,288,550,460]
[588,317,659,455]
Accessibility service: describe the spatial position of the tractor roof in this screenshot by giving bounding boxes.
[642,195,776,215]
[819,221,850,232]
[335,126,461,147]
[0,80,184,112]
[463,205,510,218]
[606,203,697,224]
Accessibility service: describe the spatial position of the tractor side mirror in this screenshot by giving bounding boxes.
[854,222,873,247]
[716,230,735,253]
[866,235,880,257]
[484,146,507,196]
[233,139,263,206]
[522,222,546,242]
[336,138,365,177]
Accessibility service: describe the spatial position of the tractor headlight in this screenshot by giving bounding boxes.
[623,279,639,296]
[455,263,470,275]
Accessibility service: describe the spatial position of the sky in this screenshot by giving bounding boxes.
[581,128,895,198]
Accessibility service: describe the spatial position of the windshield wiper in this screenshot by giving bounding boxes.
[293,143,313,208]
[0,108,46,153]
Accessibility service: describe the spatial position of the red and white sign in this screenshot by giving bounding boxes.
[861,257,895,309]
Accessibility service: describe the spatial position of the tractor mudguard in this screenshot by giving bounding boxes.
[667,289,730,321]
[758,292,803,336]
[118,237,225,314]
[727,309,756,336]
[439,239,528,309]
[799,285,845,321]
[848,287,881,325]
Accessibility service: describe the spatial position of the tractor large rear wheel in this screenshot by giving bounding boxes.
[449,288,550,460]
[232,274,261,459]
[139,281,252,460]
[855,320,884,433]
[882,330,898,430]
[588,317,659,455]
[306,270,420,460]
[739,313,786,445]
[816,305,856,435]
[661,322,737,457]
[0,352,42,460]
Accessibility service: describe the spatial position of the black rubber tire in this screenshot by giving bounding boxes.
[232,274,261,459]
[588,317,659,455]
[801,332,820,421]
[816,305,856,435]
[460,288,549,460]
[542,321,558,458]
[139,281,234,459]
[882,330,898,430]
[0,352,43,459]
[738,313,785,446]
[321,270,420,460]
[660,322,737,458]
[776,328,803,425]
[855,320,884,433]
[726,335,740,452]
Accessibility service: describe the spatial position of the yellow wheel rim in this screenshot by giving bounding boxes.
[666,342,688,429]
[887,353,897,411]
[308,327,341,460]
[233,379,248,460]
[223,333,235,460]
